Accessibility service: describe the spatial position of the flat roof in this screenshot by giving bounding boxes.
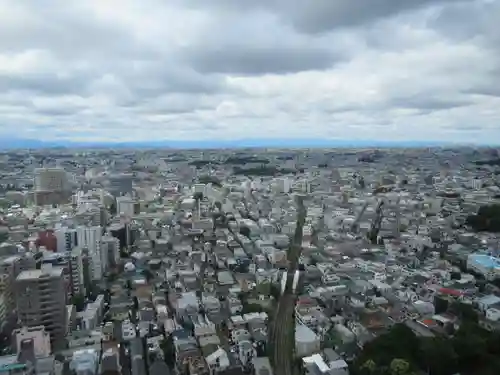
[478,294,500,306]
[17,267,64,280]
[303,354,329,373]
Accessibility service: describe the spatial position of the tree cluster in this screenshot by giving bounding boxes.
[224,156,270,165]
[241,302,264,314]
[474,159,500,166]
[352,320,500,375]
[197,175,222,187]
[466,204,500,232]
[239,226,251,238]
[0,232,8,243]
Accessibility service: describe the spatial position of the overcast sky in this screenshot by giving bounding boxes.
[0,0,499,144]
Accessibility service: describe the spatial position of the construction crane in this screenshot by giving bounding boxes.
[368,199,384,244]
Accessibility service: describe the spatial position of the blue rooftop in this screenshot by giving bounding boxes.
[470,254,500,269]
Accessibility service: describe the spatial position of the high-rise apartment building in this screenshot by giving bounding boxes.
[69,247,85,296]
[33,167,70,206]
[0,253,36,326]
[34,168,67,192]
[41,248,85,299]
[55,227,77,252]
[76,225,106,280]
[108,174,133,197]
[76,226,101,254]
[101,235,120,269]
[15,265,67,346]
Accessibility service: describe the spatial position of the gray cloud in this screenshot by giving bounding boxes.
[0,72,88,96]
[121,61,227,96]
[391,95,473,111]
[429,1,500,45]
[0,0,498,144]
[277,0,468,34]
[128,93,220,115]
[0,1,149,58]
[178,9,345,75]
[186,45,335,75]
[33,107,79,117]
[182,0,471,33]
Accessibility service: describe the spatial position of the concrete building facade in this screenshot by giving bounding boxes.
[15,266,67,346]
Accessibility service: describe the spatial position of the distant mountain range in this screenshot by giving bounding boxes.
[0,137,480,150]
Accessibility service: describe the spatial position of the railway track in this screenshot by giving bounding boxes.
[271,196,306,375]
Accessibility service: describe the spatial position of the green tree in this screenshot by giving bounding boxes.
[198,175,222,187]
[0,232,8,243]
[418,337,458,375]
[353,324,419,372]
[360,359,377,375]
[270,283,281,300]
[466,204,500,232]
[452,322,488,371]
[0,199,11,209]
[353,315,500,375]
[390,359,410,375]
[449,302,478,323]
[239,226,251,237]
[242,303,263,314]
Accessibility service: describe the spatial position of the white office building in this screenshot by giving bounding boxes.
[55,227,77,252]
[76,226,102,253]
[471,178,482,190]
[272,178,291,194]
[193,184,207,195]
[116,196,136,217]
[77,226,105,281]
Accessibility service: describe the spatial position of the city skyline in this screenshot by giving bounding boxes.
[0,0,499,143]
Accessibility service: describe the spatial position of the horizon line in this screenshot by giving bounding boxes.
[0,137,497,150]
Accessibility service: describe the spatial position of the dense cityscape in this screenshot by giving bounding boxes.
[0,147,499,375]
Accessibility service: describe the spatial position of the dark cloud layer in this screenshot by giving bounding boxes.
[182,0,472,33]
